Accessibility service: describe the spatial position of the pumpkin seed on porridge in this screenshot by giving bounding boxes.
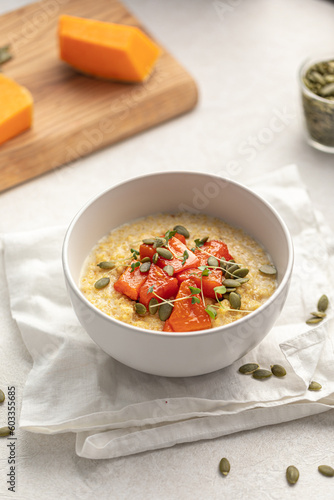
[80,213,277,332]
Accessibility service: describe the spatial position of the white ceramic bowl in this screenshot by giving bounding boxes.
[62,171,293,377]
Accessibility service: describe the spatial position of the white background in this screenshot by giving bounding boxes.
[1,0,334,498]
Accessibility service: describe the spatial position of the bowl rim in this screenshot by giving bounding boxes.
[62,170,294,339]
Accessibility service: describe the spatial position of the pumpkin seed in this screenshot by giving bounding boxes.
[0,426,11,437]
[271,364,286,377]
[0,45,12,65]
[152,252,159,264]
[233,268,249,278]
[134,303,147,316]
[207,256,219,267]
[238,363,259,374]
[94,277,110,289]
[97,261,115,269]
[153,237,167,248]
[286,465,299,485]
[219,457,230,476]
[140,261,151,273]
[159,302,173,321]
[156,247,173,260]
[310,311,327,318]
[252,369,272,380]
[317,294,329,312]
[199,236,209,245]
[220,257,227,270]
[223,279,241,288]
[141,257,151,263]
[235,278,249,284]
[306,317,323,325]
[225,288,237,293]
[148,298,159,315]
[0,389,4,403]
[163,265,174,276]
[229,292,241,310]
[308,381,322,391]
[173,225,190,239]
[259,264,277,275]
[318,465,334,477]
[142,238,155,245]
[225,263,239,278]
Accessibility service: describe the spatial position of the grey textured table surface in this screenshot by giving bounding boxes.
[1,0,334,499]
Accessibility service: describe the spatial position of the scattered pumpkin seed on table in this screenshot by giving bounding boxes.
[219,457,230,476]
[252,369,272,380]
[317,294,329,312]
[0,426,11,437]
[318,465,334,477]
[0,389,5,403]
[286,465,299,485]
[238,363,259,375]
[271,364,287,377]
[308,381,322,391]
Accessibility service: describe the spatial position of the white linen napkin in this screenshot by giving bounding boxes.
[2,164,334,459]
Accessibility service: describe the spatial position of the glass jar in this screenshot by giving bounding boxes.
[299,55,334,153]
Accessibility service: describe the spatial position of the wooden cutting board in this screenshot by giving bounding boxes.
[0,0,198,192]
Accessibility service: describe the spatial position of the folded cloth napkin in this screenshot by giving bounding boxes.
[2,164,334,459]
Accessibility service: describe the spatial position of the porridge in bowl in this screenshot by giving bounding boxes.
[80,213,277,332]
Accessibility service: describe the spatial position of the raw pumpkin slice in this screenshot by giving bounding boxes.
[0,74,33,146]
[176,268,223,299]
[169,280,212,332]
[195,239,233,266]
[114,262,148,301]
[58,15,161,82]
[139,263,178,308]
[157,236,200,274]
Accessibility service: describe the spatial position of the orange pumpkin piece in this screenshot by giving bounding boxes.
[139,263,178,308]
[157,236,200,274]
[176,268,223,299]
[169,280,212,332]
[195,239,233,266]
[0,74,33,146]
[163,319,174,332]
[114,262,148,301]
[174,232,187,245]
[139,243,156,261]
[58,15,161,82]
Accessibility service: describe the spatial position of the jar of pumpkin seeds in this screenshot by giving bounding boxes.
[299,55,334,152]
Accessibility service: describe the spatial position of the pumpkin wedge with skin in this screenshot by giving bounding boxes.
[0,74,33,146]
[58,15,161,82]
